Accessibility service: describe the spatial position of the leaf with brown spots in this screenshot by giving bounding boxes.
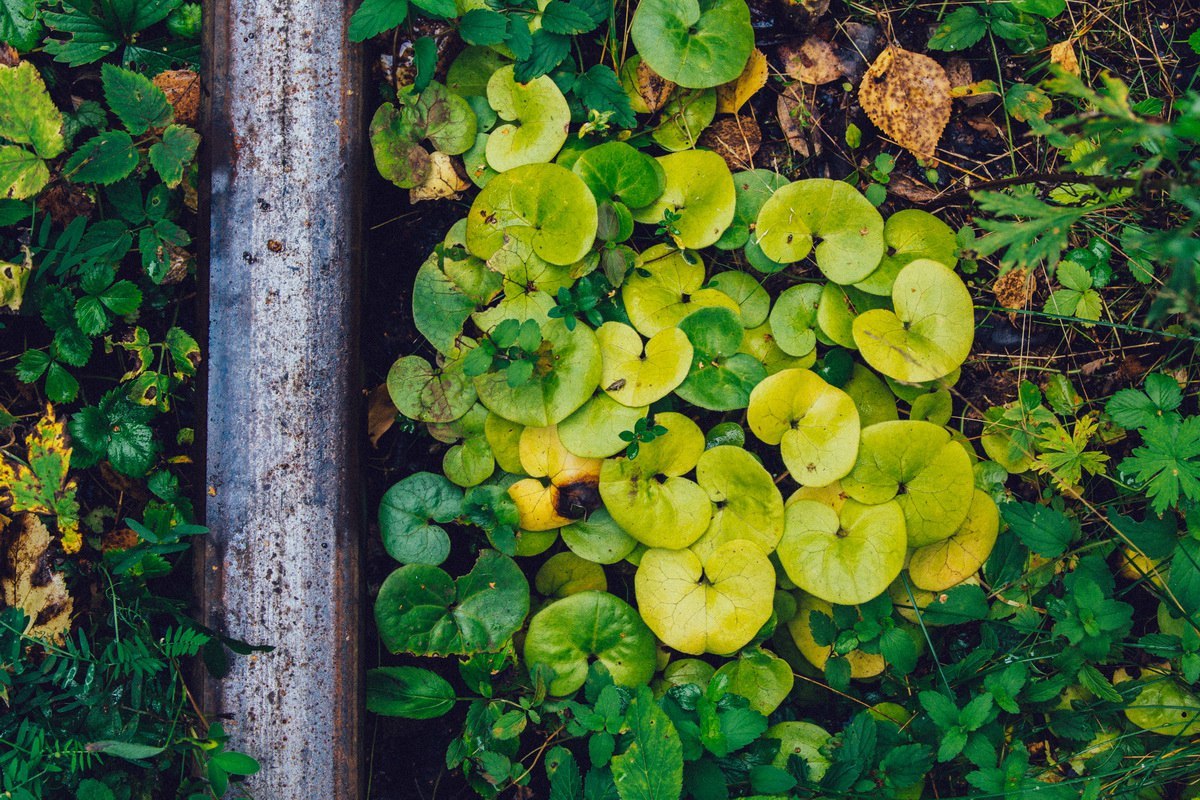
[1,513,74,643]
[858,47,951,161]
[635,58,676,113]
[779,37,843,85]
[0,405,81,553]
[992,267,1035,323]
[1050,40,1079,76]
[776,82,817,157]
[716,48,768,114]
[697,116,761,170]
[409,151,470,202]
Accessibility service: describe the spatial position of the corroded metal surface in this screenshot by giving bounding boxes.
[198,0,363,794]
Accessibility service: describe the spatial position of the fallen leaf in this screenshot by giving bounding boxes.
[779,37,843,85]
[777,82,818,157]
[697,116,762,169]
[0,247,31,312]
[0,405,80,554]
[950,79,1001,99]
[1050,40,1079,76]
[993,267,1035,323]
[888,173,940,203]
[1004,83,1052,122]
[409,151,470,202]
[636,59,676,113]
[944,57,971,90]
[837,22,882,83]
[716,48,768,114]
[152,69,200,127]
[1,513,74,644]
[858,46,952,161]
[367,384,399,447]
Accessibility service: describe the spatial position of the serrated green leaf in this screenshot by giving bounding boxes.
[611,685,683,800]
[514,29,569,82]
[148,124,200,187]
[411,0,454,18]
[0,62,64,158]
[573,65,635,129]
[75,294,110,335]
[1120,416,1200,514]
[0,143,49,199]
[1000,501,1074,557]
[348,0,407,41]
[102,64,173,135]
[100,279,141,315]
[45,361,79,402]
[459,8,506,44]
[66,131,139,185]
[0,0,43,52]
[541,0,596,34]
[927,7,987,51]
[15,348,49,382]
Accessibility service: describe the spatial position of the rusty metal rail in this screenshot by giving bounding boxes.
[198,0,363,794]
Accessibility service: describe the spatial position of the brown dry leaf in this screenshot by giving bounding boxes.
[409,151,469,202]
[944,57,971,91]
[993,268,1035,320]
[716,49,768,114]
[1,513,73,643]
[1050,40,1079,76]
[697,116,762,170]
[837,21,882,83]
[152,69,200,127]
[777,82,818,157]
[0,44,18,68]
[636,59,676,113]
[888,173,939,204]
[858,47,952,161]
[965,115,1004,139]
[367,384,399,448]
[780,37,843,85]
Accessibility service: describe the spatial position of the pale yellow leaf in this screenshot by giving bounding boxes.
[716,48,768,114]
[858,47,951,161]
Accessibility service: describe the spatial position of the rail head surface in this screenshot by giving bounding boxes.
[199,0,363,795]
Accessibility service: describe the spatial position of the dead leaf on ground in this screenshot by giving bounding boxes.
[635,59,676,113]
[777,82,818,157]
[858,46,952,161]
[409,151,470,202]
[1,513,74,644]
[1050,40,1079,76]
[367,384,399,447]
[888,173,940,204]
[152,69,200,127]
[698,116,762,170]
[837,22,882,83]
[993,267,1035,323]
[779,37,843,85]
[965,115,1004,139]
[944,57,971,90]
[717,49,768,114]
[0,44,18,68]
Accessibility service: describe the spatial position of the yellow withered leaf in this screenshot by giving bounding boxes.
[1050,40,1079,76]
[858,47,951,161]
[409,151,470,203]
[716,49,768,114]
[1,513,74,643]
[0,404,81,553]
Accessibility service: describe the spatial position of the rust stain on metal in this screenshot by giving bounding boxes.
[197,0,364,794]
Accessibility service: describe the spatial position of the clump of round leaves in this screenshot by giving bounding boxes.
[768,283,822,357]
[841,420,973,548]
[907,489,999,591]
[636,540,775,655]
[388,354,477,424]
[777,499,906,605]
[854,209,958,296]
[370,81,477,189]
[815,283,889,350]
[379,472,464,566]
[375,550,529,656]
[713,649,794,714]
[740,323,814,374]
[558,393,648,458]
[466,163,597,266]
[622,245,740,336]
[429,403,495,487]
[853,259,974,383]
[630,0,754,89]
[412,223,502,354]
[676,307,767,410]
[690,445,784,562]
[747,368,860,487]
[524,590,657,695]
[755,178,884,283]
[596,321,694,407]
[473,318,602,427]
[631,151,736,249]
[561,508,639,564]
[598,411,712,548]
[485,66,570,172]
[534,551,607,597]
[716,169,789,250]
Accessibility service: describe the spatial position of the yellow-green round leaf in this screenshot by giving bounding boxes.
[908,490,999,591]
[597,321,694,407]
[690,445,784,562]
[485,66,570,172]
[631,151,736,249]
[622,245,740,336]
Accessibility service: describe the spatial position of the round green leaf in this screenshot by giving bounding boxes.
[765,722,831,781]
[815,282,890,350]
[908,489,999,591]
[447,46,512,98]
[474,318,602,427]
[561,508,640,564]
[842,363,899,427]
[747,368,860,487]
[716,169,790,250]
[558,393,649,458]
[484,412,525,473]
[485,66,570,172]
[755,179,884,283]
[739,323,815,375]
[597,321,694,407]
[622,245,740,336]
[841,420,974,548]
[676,306,766,410]
[768,283,822,357]
[535,551,607,597]
[466,162,598,266]
[635,540,775,655]
[852,259,974,383]
[1125,676,1200,737]
[777,499,906,605]
[631,151,736,250]
[651,88,717,151]
[379,472,465,566]
[713,649,794,715]
[374,550,530,655]
[708,270,769,328]
[630,0,754,89]
[854,209,958,295]
[598,411,712,549]
[690,445,785,562]
[572,140,666,209]
[524,590,657,695]
[387,354,477,423]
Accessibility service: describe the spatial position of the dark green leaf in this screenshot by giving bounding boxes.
[0,0,43,51]
[210,751,260,776]
[1001,501,1074,557]
[459,9,507,45]
[348,0,407,41]
[573,65,636,129]
[366,666,457,718]
[879,627,917,674]
[547,746,584,800]
[15,348,49,382]
[879,744,933,789]
[1169,537,1200,617]
[65,131,139,185]
[413,35,437,92]
[927,7,987,51]
[101,64,173,135]
[541,0,596,34]
[611,685,683,800]
[514,30,570,82]
[411,0,455,17]
[149,124,200,187]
